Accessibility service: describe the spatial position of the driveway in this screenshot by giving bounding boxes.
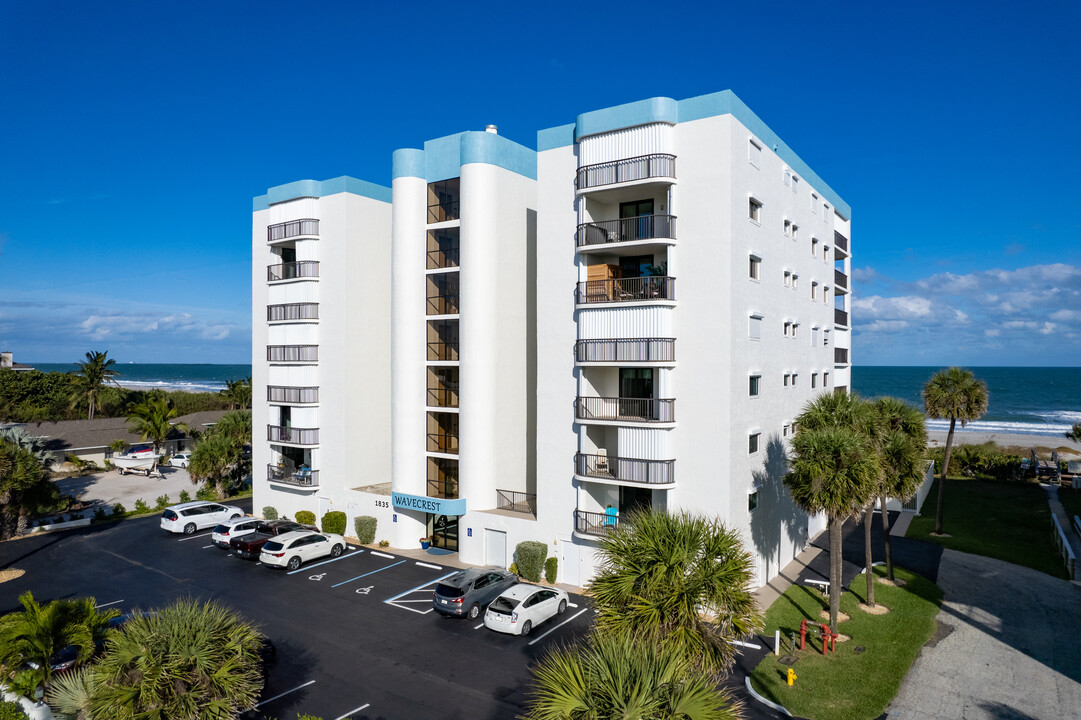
[887,549,1081,720]
[53,466,199,512]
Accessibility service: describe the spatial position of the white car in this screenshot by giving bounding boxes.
[259,530,346,571]
[170,452,192,468]
[483,583,569,636]
[210,516,263,548]
[160,501,244,535]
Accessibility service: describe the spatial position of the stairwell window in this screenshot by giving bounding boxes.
[749,198,762,224]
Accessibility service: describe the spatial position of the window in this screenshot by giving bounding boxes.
[811,193,818,214]
[749,139,762,168]
[824,372,830,386]
[749,314,763,340]
[792,322,799,338]
[812,326,820,345]
[783,321,793,337]
[782,423,791,437]
[823,203,830,221]
[791,176,799,193]
[783,169,791,187]
[824,287,830,304]
[824,246,830,263]
[427,178,461,223]
[783,219,792,237]
[748,490,759,512]
[784,373,790,387]
[783,270,792,287]
[812,372,818,388]
[812,238,818,257]
[749,198,762,223]
[792,274,799,289]
[811,282,818,300]
[823,329,830,346]
[749,375,761,397]
[749,432,761,454]
[792,373,798,386]
[791,224,799,240]
[749,255,761,280]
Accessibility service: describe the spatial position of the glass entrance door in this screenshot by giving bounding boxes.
[619,368,654,420]
[619,199,654,242]
[428,513,459,552]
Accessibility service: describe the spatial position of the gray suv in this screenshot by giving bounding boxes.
[432,567,518,619]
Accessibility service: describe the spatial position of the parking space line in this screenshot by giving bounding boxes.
[333,703,369,720]
[255,679,316,708]
[384,571,456,614]
[474,622,485,630]
[527,607,589,646]
[415,561,443,570]
[178,532,213,541]
[331,559,406,588]
[286,548,364,575]
[371,551,394,559]
[94,599,123,608]
[202,544,214,549]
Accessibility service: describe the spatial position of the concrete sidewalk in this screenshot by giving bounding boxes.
[1043,483,1081,580]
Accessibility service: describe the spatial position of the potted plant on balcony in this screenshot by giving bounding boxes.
[420,536,432,550]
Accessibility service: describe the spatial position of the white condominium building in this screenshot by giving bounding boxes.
[251,90,852,588]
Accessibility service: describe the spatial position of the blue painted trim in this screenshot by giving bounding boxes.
[392,148,426,180]
[392,491,467,517]
[253,175,390,210]
[424,132,469,183]
[537,123,575,152]
[460,131,537,180]
[391,132,537,183]
[575,96,679,141]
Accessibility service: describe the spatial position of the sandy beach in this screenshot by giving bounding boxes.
[928,429,1081,458]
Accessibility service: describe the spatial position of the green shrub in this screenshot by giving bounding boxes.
[178,490,191,503]
[515,541,547,582]
[0,698,28,719]
[111,503,126,517]
[133,498,150,514]
[92,506,107,522]
[545,556,558,584]
[929,442,1024,481]
[354,516,377,544]
[321,511,346,535]
[196,485,219,501]
[509,562,519,575]
[295,510,316,526]
[155,494,170,511]
[263,506,279,520]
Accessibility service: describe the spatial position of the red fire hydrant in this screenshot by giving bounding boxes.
[799,619,810,651]
[820,624,837,655]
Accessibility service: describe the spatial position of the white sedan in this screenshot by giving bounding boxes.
[170,452,192,468]
[259,530,346,571]
[160,501,244,535]
[483,583,569,636]
[210,517,264,549]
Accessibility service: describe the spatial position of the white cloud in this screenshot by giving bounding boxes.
[863,320,909,332]
[79,312,233,342]
[985,329,1000,337]
[853,295,933,320]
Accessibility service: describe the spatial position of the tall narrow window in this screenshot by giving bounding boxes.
[791,224,799,240]
[749,375,761,397]
[749,315,763,340]
[811,282,818,300]
[783,170,791,187]
[749,255,761,280]
[749,198,762,223]
[783,219,792,237]
[749,140,762,168]
[749,432,761,454]
[811,238,818,257]
[792,176,799,193]
[811,193,818,214]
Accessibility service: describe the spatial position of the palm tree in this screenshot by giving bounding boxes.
[69,598,264,719]
[922,367,989,535]
[69,351,120,420]
[188,411,251,497]
[522,632,741,720]
[126,395,185,456]
[785,423,879,632]
[0,436,55,538]
[588,509,761,674]
[220,377,252,410]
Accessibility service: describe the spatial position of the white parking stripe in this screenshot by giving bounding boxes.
[255,679,316,708]
[474,622,485,630]
[527,607,589,646]
[415,561,442,570]
[285,548,363,575]
[384,571,457,614]
[94,600,123,608]
[333,703,369,720]
[178,532,213,541]
[371,551,394,559]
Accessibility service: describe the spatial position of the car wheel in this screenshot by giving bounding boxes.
[287,556,301,571]
[230,513,241,520]
[558,599,567,615]
[520,620,532,637]
[467,603,481,620]
[330,544,343,558]
[183,523,196,535]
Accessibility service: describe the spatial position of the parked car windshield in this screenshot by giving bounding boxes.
[489,596,517,613]
[263,541,284,552]
[435,583,465,598]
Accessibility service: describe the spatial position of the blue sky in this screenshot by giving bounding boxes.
[1,1,1078,366]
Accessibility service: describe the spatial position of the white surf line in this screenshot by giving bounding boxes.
[178,532,213,541]
[333,703,370,720]
[94,600,123,609]
[255,679,316,708]
[415,561,443,570]
[527,607,589,646]
[371,551,395,559]
[286,548,364,575]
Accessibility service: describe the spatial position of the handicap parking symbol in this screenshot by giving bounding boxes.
[309,572,327,581]
[355,585,373,595]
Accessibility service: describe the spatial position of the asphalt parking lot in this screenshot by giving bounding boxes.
[0,500,595,720]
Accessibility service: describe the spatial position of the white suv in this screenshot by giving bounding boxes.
[160,501,244,535]
[259,530,346,571]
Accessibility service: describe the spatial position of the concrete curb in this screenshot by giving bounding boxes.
[26,518,92,534]
[744,676,792,717]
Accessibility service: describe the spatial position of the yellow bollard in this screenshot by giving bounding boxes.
[787,668,797,686]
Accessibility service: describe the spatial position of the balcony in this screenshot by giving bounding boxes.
[574,452,674,486]
[576,154,676,191]
[268,219,319,243]
[576,215,676,248]
[576,276,675,305]
[267,345,318,363]
[834,231,849,257]
[835,308,849,327]
[267,425,319,446]
[834,269,848,291]
[575,338,674,364]
[267,303,318,322]
[267,464,319,489]
[575,509,619,537]
[267,386,319,404]
[496,489,537,515]
[268,261,319,282]
[575,396,675,424]
[835,348,850,365]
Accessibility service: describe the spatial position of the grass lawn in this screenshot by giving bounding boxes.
[907,477,1067,579]
[750,566,942,720]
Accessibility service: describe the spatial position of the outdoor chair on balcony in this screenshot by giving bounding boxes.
[294,467,312,485]
[594,455,609,474]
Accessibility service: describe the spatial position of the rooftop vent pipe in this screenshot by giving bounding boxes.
[485,124,498,134]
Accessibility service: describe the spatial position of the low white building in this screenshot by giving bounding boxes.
[251,90,851,588]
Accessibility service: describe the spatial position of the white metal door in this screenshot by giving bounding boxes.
[485,529,507,568]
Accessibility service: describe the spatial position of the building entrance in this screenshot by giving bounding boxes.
[427,513,459,552]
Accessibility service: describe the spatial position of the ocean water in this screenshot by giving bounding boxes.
[853,366,1081,438]
[29,363,252,394]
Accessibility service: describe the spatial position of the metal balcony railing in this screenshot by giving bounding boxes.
[576,276,675,304]
[834,269,848,291]
[267,303,318,322]
[575,338,675,363]
[267,425,319,445]
[267,464,319,487]
[576,154,676,190]
[834,230,849,256]
[267,386,319,404]
[835,308,849,327]
[267,261,319,282]
[575,396,675,423]
[576,215,676,247]
[268,219,319,242]
[497,490,537,515]
[835,348,850,365]
[575,509,619,536]
[266,345,318,362]
[574,453,675,485]
[427,432,459,454]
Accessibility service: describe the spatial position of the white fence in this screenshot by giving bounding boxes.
[1051,514,1077,580]
[883,460,936,514]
